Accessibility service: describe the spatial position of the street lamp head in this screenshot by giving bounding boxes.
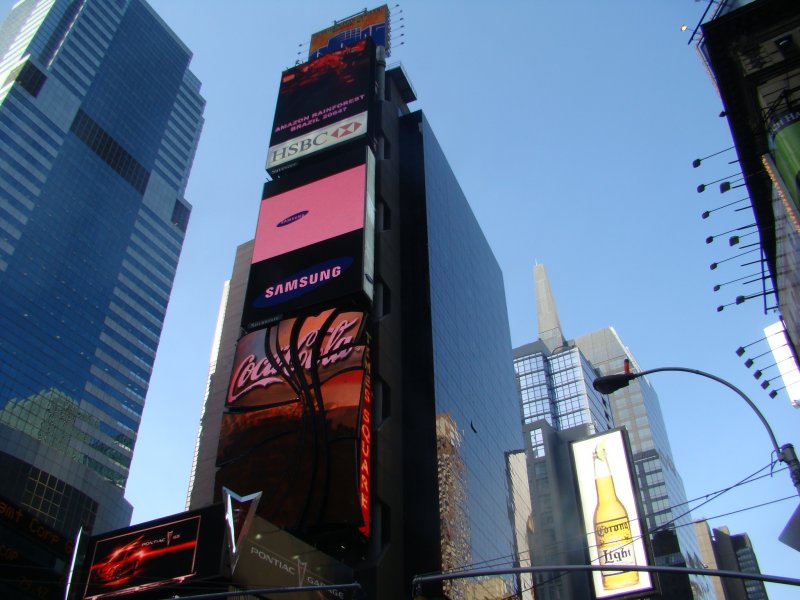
[593,373,638,395]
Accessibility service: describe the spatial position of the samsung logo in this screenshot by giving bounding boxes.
[254,257,354,308]
[276,211,308,227]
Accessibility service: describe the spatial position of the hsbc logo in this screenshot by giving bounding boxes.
[267,112,367,170]
[331,121,362,139]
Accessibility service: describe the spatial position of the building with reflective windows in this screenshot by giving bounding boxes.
[0,0,204,595]
[186,54,523,598]
[513,264,711,599]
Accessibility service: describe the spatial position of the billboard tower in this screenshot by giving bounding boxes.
[188,5,525,599]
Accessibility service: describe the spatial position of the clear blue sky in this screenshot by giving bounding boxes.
[6,0,798,597]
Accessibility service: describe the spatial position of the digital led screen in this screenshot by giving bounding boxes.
[309,5,389,59]
[769,110,800,209]
[83,516,200,599]
[246,148,375,328]
[268,38,373,172]
[82,506,224,600]
[572,430,653,599]
[243,229,365,329]
[253,163,367,264]
[217,307,372,537]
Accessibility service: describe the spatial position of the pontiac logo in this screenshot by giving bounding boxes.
[276,211,308,227]
[331,121,362,139]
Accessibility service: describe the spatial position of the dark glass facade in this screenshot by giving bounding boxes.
[0,0,204,563]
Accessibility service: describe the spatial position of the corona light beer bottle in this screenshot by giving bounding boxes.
[593,440,639,590]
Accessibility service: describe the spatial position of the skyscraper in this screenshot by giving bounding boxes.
[514,264,711,599]
[0,0,204,589]
[186,12,523,598]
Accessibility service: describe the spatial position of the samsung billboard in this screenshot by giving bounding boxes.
[268,38,374,173]
[572,429,654,599]
[245,149,375,329]
[217,307,372,537]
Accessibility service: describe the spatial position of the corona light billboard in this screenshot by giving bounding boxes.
[244,148,374,330]
[769,110,800,210]
[268,38,374,173]
[572,429,654,599]
[217,307,372,537]
[308,5,389,59]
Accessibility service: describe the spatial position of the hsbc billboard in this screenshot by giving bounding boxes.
[267,38,374,175]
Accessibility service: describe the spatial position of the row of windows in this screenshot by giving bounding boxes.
[70,109,150,194]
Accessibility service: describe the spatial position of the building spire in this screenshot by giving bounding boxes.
[535,264,566,352]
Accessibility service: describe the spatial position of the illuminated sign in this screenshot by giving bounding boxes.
[243,230,364,328]
[245,149,375,328]
[572,430,653,599]
[253,163,367,263]
[769,110,800,209]
[84,516,200,599]
[309,5,389,59]
[268,111,368,171]
[217,308,371,536]
[268,39,373,173]
[82,507,224,600]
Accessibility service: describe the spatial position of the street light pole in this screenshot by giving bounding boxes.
[592,366,800,497]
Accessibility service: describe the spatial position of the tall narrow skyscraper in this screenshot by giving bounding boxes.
[514,264,711,599]
[0,0,204,580]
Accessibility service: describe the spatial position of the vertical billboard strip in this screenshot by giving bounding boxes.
[572,430,653,599]
[268,38,374,173]
[308,5,389,59]
[769,110,800,211]
[219,307,371,536]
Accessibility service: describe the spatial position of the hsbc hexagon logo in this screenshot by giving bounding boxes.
[330,121,362,139]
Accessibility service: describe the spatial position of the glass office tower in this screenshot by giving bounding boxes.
[0,0,204,555]
[514,265,711,599]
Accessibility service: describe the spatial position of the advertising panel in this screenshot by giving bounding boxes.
[572,430,653,599]
[233,514,355,600]
[268,38,373,173]
[769,110,800,210]
[253,163,367,264]
[243,229,365,329]
[217,307,372,537]
[308,5,389,59]
[82,506,225,599]
[246,149,375,328]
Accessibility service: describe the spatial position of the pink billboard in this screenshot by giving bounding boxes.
[252,163,366,264]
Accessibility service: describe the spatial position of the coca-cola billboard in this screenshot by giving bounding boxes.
[217,307,372,537]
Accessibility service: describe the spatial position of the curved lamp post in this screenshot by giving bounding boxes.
[592,366,800,496]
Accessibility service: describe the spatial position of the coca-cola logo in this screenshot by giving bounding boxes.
[227,314,363,406]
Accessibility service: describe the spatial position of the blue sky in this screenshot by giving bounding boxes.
[5,0,798,597]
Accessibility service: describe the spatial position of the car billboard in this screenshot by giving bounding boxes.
[308,5,389,60]
[268,38,374,173]
[217,307,372,537]
[571,429,654,599]
[82,506,225,599]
